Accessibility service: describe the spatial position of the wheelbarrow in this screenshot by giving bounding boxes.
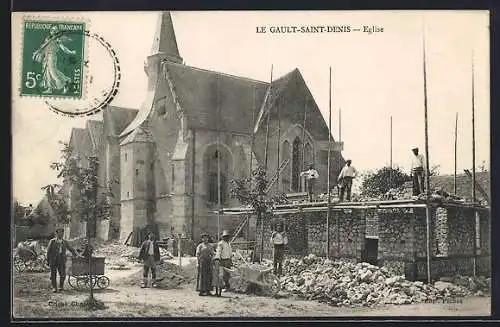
[219,263,281,297]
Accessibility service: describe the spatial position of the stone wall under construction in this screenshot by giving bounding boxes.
[254,203,490,281]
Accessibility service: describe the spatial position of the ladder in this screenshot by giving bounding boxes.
[230,214,250,243]
[464,169,490,205]
[265,158,291,194]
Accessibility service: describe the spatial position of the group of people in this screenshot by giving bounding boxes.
[194,230,233,296]
[45,148,426,294]
[300,146,427,201]
[300,160,358,202]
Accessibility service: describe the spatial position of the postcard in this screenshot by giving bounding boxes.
[11,10,490,319]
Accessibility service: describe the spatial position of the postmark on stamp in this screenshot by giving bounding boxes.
[20,20,86,98]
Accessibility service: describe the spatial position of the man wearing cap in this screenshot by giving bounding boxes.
[411,147,426,195]
[138,232,161,288]
[338,159,358,202]
[300,164,319,202]
[46,227,80,292]
[214,230,233,291]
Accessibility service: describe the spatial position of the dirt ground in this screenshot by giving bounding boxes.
[12,266,491,318]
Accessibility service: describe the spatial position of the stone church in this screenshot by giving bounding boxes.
[66,12,345,243]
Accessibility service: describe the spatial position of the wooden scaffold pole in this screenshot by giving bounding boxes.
[471,51,478,277]
[260,65,273,262]
[326,66,332,259]
[216,74,221,241]
[248,86,256,251]
[454,112,458,194]
[422,29,432,284]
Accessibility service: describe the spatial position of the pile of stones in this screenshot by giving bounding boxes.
[280,254,487,307]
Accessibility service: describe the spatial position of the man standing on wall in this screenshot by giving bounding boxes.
[214,230,233,292]
[338,159,358,202]
[46,227,80,292]
[270,222,288,276]
[410,147,426,195]
[300,164,319,202]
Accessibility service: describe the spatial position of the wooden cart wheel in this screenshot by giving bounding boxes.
[97,276,110,289]
[67,275,77,289]
[263,273,281,295]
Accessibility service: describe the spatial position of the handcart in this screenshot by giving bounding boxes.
[221,263,281,296]
[67,256,110,291]
[13,240,49,273]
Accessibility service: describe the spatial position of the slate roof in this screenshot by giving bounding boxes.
[86,120,104,153]
[107,106,139,136]
[69,128,92,162]
[165,62,269,134]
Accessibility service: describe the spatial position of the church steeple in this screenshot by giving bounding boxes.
[150,11,183,64]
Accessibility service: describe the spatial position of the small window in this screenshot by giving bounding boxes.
[127,191,129,197]
[125,153,128,161]
[135,168,139,176]
[150,163,154,170]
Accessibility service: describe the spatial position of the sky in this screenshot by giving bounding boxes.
[11,10,490,205]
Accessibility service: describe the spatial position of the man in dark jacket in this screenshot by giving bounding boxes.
[138,232,161,288]
[46,227,80,292]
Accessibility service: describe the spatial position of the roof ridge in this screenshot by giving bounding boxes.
[166,61,271,85]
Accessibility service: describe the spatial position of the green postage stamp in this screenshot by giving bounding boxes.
[20,20,86,98]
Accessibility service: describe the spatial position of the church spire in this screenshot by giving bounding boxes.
[151,11,183,64]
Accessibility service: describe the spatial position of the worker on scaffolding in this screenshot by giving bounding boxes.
[411,147,426,195]
[338,159,358,202]
[300,164,319,202]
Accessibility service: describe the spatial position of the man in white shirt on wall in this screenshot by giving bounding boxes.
[215,230,233,292]
[300,164,319,202]
[270,223,288,276]
[338,159,358,202]
[411,147,426,195]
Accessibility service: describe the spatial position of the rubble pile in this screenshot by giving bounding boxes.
[280,254,484,307]
[437,275,491,296]
[121,259,197,289]
[93,241,174,270]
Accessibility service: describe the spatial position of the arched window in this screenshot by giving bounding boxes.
[291,137,302,192]
[304,142,313,167]
[204,146,231,206]
[281,140,291,192]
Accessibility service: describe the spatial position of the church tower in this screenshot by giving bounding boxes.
[144,12,183,89]
[119,12,187,242]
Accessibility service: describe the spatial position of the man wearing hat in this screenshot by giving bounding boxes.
[46,227,80,292]
[270,222,288,276]
[214,230,233,291]
[138,232,161,288]
[411,147,426,195]
[338,159,358,202]
[300,164,319,202]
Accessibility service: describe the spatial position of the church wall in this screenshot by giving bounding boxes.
[253,118,340,196]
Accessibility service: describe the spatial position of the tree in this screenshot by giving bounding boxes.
[13,200,26,225]
[361,166,411,197]
[230,165,286,261]
[46,141,112,309]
